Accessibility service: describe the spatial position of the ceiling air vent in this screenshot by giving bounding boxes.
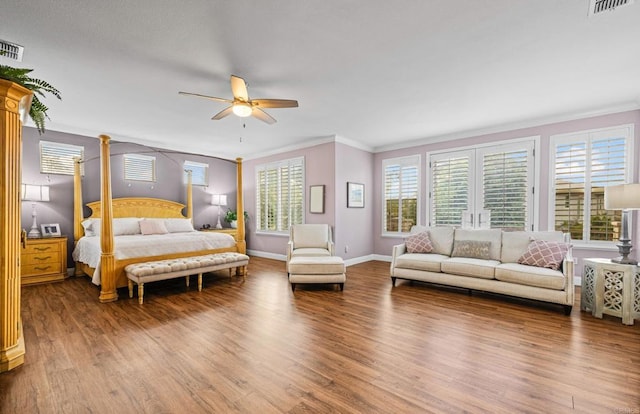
[0,39,24,62]
[589,0,635,15]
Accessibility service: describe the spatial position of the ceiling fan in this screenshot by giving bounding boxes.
[179,75,298,125]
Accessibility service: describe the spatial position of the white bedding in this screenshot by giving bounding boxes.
[72,231,236,285]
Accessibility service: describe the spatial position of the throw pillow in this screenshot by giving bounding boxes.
[517,240,569,270]
[164,218,195,233]
[139,219,169,235]
[405,231,433,253]
[451,240,491,260]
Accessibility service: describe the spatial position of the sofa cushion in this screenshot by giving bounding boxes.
[451,240,491,260]
[495,263,566,290]
[405,231,433,253]
[410,225,454,256]
[454,229,502,260]
[501,231,565,263]
[518,240,569,271]
[395,253,448,272]
[441,257,500,279]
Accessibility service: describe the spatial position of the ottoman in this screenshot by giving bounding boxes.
[287,256,346,291]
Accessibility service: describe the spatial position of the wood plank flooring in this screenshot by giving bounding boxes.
[1,257,639,413]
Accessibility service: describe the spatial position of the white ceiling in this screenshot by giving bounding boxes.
[2,1,640,159]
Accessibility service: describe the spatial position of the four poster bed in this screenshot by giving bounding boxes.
[72,135,246,302]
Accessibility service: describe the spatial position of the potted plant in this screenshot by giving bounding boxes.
[224,210,249,229]
[0,63,61,134]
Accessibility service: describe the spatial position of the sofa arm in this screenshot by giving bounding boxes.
[328,240,335,256]
[390,243,406,273]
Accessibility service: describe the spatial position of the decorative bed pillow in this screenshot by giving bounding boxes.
[164,218,195,233]
[517,240,569,270]
[139,219,169,235]
[81,219,99,237]
[451,240,491,260]
[405,231,433,253]
[113,218,142,236]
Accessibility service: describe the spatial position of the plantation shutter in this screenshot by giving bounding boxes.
[481,147,531,230]
[40,140,84,176]
[256,157,304,232]
[124,154,156,182]
[383,155,419,233]
[431,153,470,226]
[554,141,586,239]
[183,160,208,186]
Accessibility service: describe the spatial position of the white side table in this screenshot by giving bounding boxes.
[582,258,640,325]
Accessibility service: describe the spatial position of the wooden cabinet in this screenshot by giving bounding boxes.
[200,228,238,241]
[21,236,67,285]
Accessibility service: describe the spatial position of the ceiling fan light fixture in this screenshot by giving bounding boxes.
[232,102,252,117]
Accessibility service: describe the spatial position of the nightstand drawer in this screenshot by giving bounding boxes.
[23,241,61,255]
[22,262,63,277]
[22,251,62,266]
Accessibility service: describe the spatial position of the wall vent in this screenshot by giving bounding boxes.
[0,40,24,62]
[589,0,635,15]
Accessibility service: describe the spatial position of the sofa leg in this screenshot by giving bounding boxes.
[291,283,296,292]
[339,283,344,291]
[468,289,473,296]
[391,277,396,287]
[563,305,572,316]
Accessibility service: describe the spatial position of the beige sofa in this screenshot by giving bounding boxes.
[390,226,575,314]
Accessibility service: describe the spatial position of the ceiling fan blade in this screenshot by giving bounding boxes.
[178,91,232,103]
[212,106,234,120]
[230,75,249,101]
[251,108,277,124]
[251,99,299,109]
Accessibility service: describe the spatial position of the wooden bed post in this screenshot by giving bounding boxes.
[186,170,193,220]
[236,157,246,254]
[73,157,84,276]
[98,135,118,303]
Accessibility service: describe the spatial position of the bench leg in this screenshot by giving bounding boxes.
[138,283,144,305]
[185,275,190,288]
[242,265,247,280]
[198,273,203,292]
[229,268,233,278]
[128,279,134,298]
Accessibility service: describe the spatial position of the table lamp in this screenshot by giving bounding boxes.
[211,194,227,229]
[22,184,50,238]
[604,183,640,265]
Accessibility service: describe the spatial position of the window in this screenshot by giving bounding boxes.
[429,140,535,231]
[123,154,156,182]
[184,160,208,186]
[255,157,304,232]
[550,125,633,243]
[383,155,419,233]
[40,141,84,175]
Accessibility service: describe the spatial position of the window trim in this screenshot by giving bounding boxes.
[548,124,634,248]
[183,160,209,187]
[255,156,305,235]
[123,153,156,182]
[39,140,85,176]
[382,154,421,236]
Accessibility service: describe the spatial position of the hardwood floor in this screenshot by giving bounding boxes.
[1,257,639,413]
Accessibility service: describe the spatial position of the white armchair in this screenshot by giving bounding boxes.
[287,224,334,272]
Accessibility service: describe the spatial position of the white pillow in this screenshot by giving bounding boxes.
[81,218,100,237]
[139,219,169,235]
[113,218,141,236]
[164,218,195,233]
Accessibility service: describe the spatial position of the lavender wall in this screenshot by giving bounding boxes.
[373,109,640,276]
[334,142,374,260]
[243,142,336,258]
[21,127,237,267]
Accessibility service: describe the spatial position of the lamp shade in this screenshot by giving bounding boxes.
[21,184,50,202]
[604,183,640,210]
[211,194,227,206]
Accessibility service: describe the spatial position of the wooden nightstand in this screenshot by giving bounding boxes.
[21,236,67,285]
[200,228,238,241]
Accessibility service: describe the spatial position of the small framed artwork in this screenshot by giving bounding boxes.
[41,223,61,237]
[347,182,364,208]
[309,185,325,214]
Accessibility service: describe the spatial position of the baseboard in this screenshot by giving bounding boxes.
[247,249,287,261]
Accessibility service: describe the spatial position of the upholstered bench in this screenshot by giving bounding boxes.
[287,256,346,292]
[124,252,249,304]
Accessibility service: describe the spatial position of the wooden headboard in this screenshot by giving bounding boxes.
[85,197,187,219]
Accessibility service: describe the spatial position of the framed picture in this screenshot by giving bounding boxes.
[41,223,61,237]
[309,185,325,214]
[347,182,364,208]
